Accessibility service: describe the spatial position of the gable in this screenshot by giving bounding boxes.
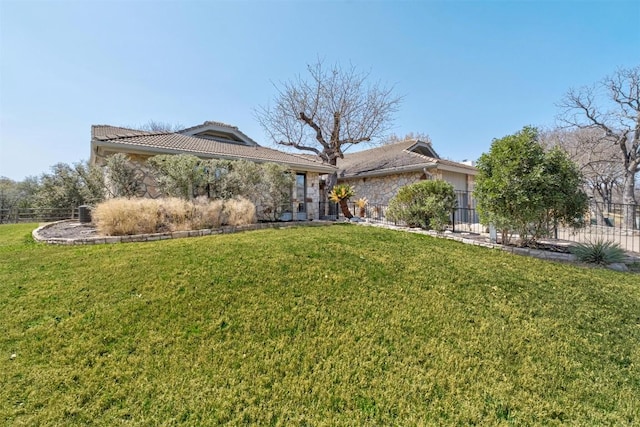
[337,139,475,178]
[407,140,439,158]
[178,121,258,146]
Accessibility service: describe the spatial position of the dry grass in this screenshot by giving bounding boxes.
[191,197,225,230]
[93,197,255,236]
[92,198,161,235]
[224,197,257,226]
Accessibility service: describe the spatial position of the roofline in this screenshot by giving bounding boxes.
[405,140,439,158]
[339,161,477,179]
[339,163,438,178]
[436,162,478,175]
[178,121,259,147]
[92,140,336,173]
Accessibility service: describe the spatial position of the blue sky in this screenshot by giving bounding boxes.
[1,0,638,181]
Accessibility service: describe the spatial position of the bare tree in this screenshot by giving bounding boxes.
[138,120,184,132]
[540,128,624,206]
[382,131,432,145]
[255,61,402,191]
[558,65,639,229]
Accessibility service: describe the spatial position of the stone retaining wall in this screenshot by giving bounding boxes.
[33,220,333,245]
[356,222,635,262]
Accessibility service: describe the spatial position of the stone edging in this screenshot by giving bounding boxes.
[32,220,333,245]
[354,221,579,263]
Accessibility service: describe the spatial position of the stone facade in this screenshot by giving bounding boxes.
[339,170,475,207]
[303,172,320,220]
[339,172,423,206]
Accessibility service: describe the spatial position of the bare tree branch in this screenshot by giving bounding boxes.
[137,120,184,133]
[556,65,640,229]
[255,60,403,175]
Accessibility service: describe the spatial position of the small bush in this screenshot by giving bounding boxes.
[386,180,457,230]
[224,197,257,226]
[191,197,224,230]
[93,197,256,236]
[93,198,161,235]
[157,197,192,231]
[570,239,626,265]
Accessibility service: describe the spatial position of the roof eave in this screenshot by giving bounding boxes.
[339,163,438,179]
[436,163,478,175]
[92,140,336,173]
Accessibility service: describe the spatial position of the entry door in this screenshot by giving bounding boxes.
[295,173,306,220]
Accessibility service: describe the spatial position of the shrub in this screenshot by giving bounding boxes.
[258,163,295,221]
[147,154,207,200]
[93,198,161,235]
[156,198,192,232]
[386,180,457,230]
[191,197,224,230]
[105,153,142,198]
[93,197,257,236]
[475,126,588,245]
[224,197,257,226]
[570,239,626,265]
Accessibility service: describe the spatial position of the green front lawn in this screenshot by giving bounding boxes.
[1,223,638,425]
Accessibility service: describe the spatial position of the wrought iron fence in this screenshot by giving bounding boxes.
[556,200,640,253]
[320,192,640,253]
[0,208,77,224]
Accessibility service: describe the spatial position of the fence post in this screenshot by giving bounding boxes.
[451,210,455,232]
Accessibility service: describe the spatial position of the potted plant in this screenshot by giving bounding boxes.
[355,197,368,218]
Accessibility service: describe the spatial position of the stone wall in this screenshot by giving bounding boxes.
[339,170,475,206]
[339,172,423,206]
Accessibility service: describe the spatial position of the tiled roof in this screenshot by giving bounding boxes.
[338,140,476,177]
[91,125,157,139]
[178,120,238,134]
[92,125,335,172]
[178,121,259,146]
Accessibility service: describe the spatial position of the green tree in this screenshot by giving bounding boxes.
[105,153,142,198]
[206,160,262,200]
[147,154,207,200]
[35,162,106,212]
[258,163,295,221]
[386,180,457,230]
[475,126,588,245]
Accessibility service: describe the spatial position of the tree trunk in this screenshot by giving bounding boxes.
[339,199,353,219]
[622,170,637,230]
[326,161,339,218]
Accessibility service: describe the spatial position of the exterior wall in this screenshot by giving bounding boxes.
[339,172,423,205]
[304,172,320,220]
[440,170,473,192]
[338,169,475,206]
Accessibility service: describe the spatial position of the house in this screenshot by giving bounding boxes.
[335,139,477,207]
[89,121,336,220]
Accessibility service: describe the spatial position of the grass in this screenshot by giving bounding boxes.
[1,223,639,425]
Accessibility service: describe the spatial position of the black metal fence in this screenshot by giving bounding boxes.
[556,200,640,253]
[0,208,77,224]
[321,191,640,253]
